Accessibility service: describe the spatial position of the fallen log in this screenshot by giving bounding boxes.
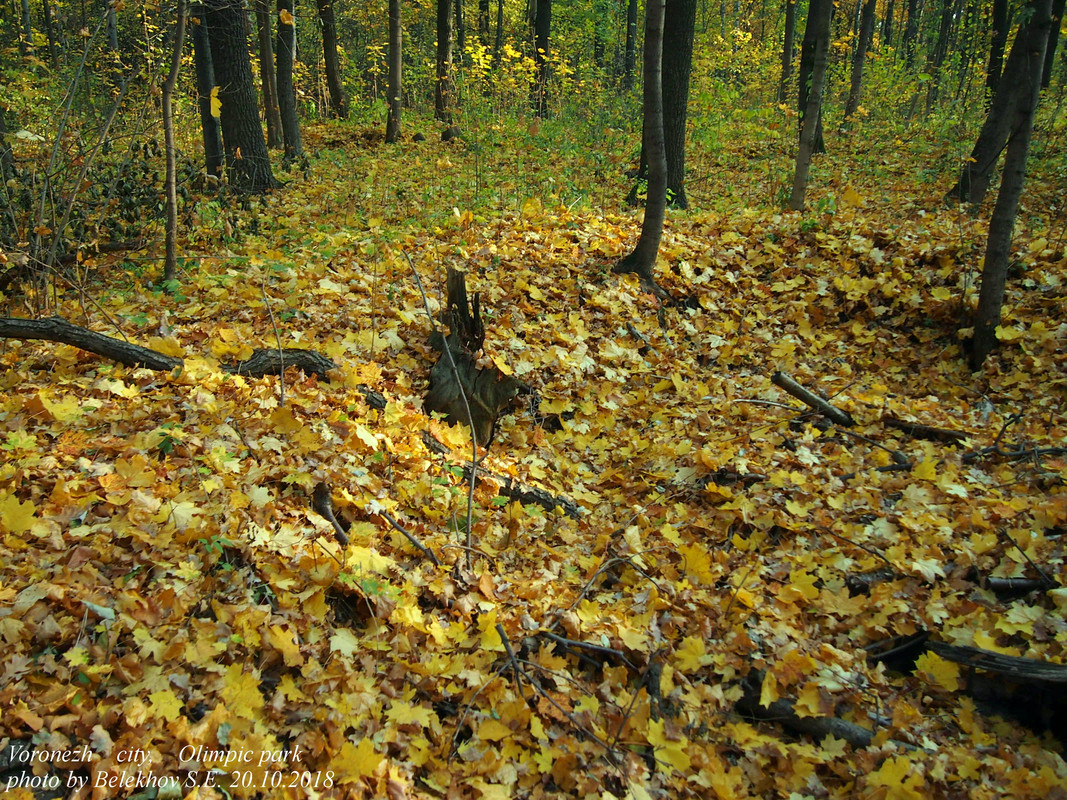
[771,371,855,427]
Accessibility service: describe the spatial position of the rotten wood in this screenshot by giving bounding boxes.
[771,371,855,426]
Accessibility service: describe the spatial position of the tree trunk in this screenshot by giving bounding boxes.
[614,0,667,290]
[386,0,402,142]
[946,1,1050,204]
[1042,0,1065,87]
[106,3,118,50]
[902,0,922,64]
[493,0,503,65]
[986,0,1010,100]
[778,0,797,104]
[191,5,224,178]
[663,0,696,209]
[882,0,895,47]
[42,0,61,65]
[797,0,830,154]
[316,0,348,118]
[0,105,15,182]
[455,0,465,64]
[845,0,877,119]
[789,0,832,210]
[478,0,490,42]
[435,0,454,121]
[925,0,958,112]
[19,0,34,56]
[163,0,188,285]
[276,0,302,161]
[531,0,551,115]
[623,0,638,90]
[971,0,1052,369]
[206,0,278,192]
[255,0,283,148]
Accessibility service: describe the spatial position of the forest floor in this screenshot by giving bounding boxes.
[1,110,1066,799]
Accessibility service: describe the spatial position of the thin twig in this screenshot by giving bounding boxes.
[261,271,285,407]
[379,508,440,566]
[405,250,477,568]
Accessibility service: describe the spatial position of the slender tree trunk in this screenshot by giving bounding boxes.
[925,0,957,111]
[163,0,188,285]
[493,0,503,65]
[845,0,877,119]
[0,105,15,181]
[386,0,402,142]
[902,0,922,64]
[614,0,667,290]
[316,0,348,118]
[623,0,638,90]
[191,5,224,178]
[206,0,278,192]
[478,0,490,42]
[255,0,283,148]
[42,0,61,65]
[19,0,34,56]
[986,0,1010,100]
[531,0,551,115]
[276,0,302,161]
[789,0,832,210]
[971,0,1052,368]
[1042,0,1065,87]
[435,0,454,121]
[455,0,465,63]
[798,0,830,154]
[883,0,895,47]
[663,0,696,209]
[946,1,1050,204]
[106,3,118,50]
[778,0,797,104]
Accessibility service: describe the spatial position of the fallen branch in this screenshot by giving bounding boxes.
[0,315,337,379]
[884,416,972,444]
[771,371,856,427]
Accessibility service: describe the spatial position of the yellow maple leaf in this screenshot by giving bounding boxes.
[675,636,710,672]
[647,719,690,773]
[331,738,382,784]
[478,718,513,741]
[915,651,960,691]
[0,491,36,534]
[278,7,294,25]
[209,85,221,117]
[148,689,183,721]
[268,625,304,667]
[866,754,925,800]
[220,664,264,718]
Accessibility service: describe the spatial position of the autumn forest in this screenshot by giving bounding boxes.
[0,0,1066,797]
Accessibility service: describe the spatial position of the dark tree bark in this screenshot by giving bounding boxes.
[797,0,831,154]
[435,0,454,121]
[106,3,118,50]
[971,0,1052,369]
[206,0,278,192]
[663,0,696,209]
[478,0,490,42]
[275,0,303,161]
[255,0,283,148]
[0,105,15,181]
[883,0,895,47]
[925,0,958,111]
[986,0,1010,99]
[386,0,402,142]
[946,1,1051,204]
[790,0,832,210]
[42,0,61,65]
[614,0,667,292]
[19,0,34,56]
[778,0,797,104]
[455,0,465,63]
[531,0,551,115]
[493,0,503,65]
[191,5,224,178]
[902,0,922,65]
[623,0,638,89]
[316,0,348,118]
[845,0,877,119]
[162,0,188,285]
[1042,0,1065,86]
